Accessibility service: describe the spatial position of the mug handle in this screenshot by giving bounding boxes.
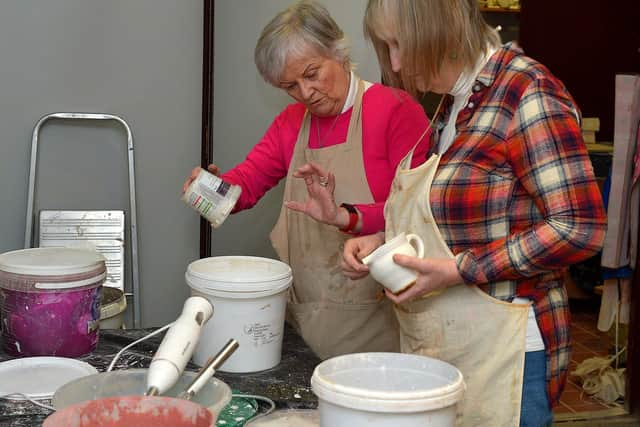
[406,234,425,258]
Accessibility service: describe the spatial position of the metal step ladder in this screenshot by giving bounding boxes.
[24,113,141,328]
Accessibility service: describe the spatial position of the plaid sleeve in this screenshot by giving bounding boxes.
[457,77,607,284]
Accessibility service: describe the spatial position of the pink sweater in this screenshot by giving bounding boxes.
[221,83,431,234]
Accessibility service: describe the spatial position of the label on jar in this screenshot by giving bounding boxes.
[200,177,229,201]
[182,169,239,227]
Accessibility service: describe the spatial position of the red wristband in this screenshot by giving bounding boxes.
[339,203,359,233]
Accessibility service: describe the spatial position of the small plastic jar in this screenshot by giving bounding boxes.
[182,169,241,228]
[0,247,106,357]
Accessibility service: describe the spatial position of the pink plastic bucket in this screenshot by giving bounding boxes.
[0,248,106,357]
[43,396,215,427]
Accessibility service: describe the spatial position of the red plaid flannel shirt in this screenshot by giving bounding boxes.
[430,43,607,406]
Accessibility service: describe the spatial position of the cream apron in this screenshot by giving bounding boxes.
[270,77,399,359]
[385,151,529,426]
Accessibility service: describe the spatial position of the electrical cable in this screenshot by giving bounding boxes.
[106,322,174,372]
[0,323,175,412]
[3,321,235,415]
[0,393,55,411]
[232,393,276,422]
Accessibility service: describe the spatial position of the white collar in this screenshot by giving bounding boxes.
[341,71,357,114]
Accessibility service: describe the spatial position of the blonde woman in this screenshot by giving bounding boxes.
[342,0,607,425]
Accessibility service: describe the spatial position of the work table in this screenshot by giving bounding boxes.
[0,324,320,427]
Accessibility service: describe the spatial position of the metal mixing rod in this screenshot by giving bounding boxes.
[178,338,239,400]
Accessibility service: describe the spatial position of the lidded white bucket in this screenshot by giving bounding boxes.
[311,352,465,427]
[185,256,292,373]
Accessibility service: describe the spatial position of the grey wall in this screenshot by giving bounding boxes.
[0,0,379,327]
[212,0,380,258]
[0,1,203,327]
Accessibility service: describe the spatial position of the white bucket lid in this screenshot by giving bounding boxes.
[0,247,105,276]
[311,352,465,413]
[186,256,292,297]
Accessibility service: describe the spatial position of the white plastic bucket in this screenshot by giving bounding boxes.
[185,256,292,373]
[311,352,465,427]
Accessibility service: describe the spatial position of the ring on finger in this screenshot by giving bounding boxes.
[318,176,329,187]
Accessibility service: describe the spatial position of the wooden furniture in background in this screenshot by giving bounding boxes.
[519,0,640,142]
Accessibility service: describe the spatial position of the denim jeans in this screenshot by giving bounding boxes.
[520,350,554,427]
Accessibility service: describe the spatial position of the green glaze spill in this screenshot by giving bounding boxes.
[216,392,258,426]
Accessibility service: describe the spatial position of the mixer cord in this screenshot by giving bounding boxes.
[106,322,175,372]
[0,393,55,411]
[0,325,176,413]
[233,393,276,421]
[2,325,277,419]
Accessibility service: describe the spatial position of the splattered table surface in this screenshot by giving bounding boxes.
[0,324,320,427]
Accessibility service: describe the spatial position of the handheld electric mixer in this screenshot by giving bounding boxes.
[145,296,214,396]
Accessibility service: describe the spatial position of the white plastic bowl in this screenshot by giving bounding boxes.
[52,369,231,417]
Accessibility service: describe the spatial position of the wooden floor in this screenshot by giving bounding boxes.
[554,298,627,421]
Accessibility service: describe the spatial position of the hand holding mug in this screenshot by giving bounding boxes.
[341,233,385,280]
[361,232,425,294]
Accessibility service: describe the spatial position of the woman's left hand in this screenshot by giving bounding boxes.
[384,256,462,304]
[285,162,343,226]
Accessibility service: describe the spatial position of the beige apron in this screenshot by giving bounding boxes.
[270,77,399,359]
[385,151,529,426]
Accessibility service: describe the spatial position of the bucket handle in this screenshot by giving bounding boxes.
[35,272,107,290]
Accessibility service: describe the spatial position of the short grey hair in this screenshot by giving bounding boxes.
[255,0,351,86]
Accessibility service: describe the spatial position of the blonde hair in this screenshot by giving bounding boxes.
[255,0,351,86]
[364,0,500,97]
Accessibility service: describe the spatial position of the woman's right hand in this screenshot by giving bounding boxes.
[341,232,385,280]
[182,164,220,193]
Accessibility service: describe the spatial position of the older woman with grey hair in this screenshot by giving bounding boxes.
[184,0,430,359]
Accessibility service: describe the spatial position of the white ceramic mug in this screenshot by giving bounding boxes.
[361,232,425,294]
